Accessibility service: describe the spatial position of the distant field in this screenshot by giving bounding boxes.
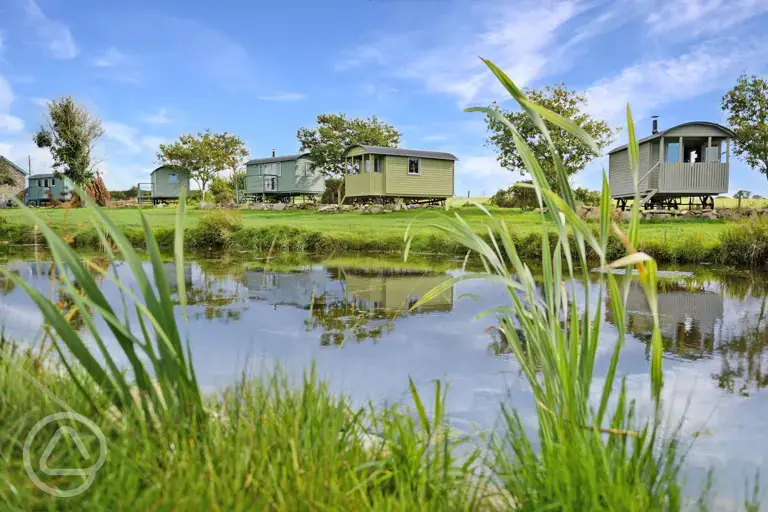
[0,204,732,244]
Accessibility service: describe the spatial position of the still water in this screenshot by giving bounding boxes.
[2,252,767,500]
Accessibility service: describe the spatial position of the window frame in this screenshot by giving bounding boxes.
[407,157,421,176]
[168,172,178,184]
[374,157,381,173]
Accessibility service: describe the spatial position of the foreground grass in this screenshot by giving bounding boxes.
[0,346,496,510]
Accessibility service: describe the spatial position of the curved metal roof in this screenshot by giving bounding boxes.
[246,153,311,165]
[343,145,458,161]
[608,122,735,154]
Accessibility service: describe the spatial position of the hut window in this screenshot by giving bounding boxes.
[51,178,55,186]
[408,158,421,175]
[168,172,178,183]
[665,141,680,163]
[364,158,370,173]
[43,178,49,187]
[374,157,381,173]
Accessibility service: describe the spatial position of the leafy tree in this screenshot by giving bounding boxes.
[209,176,234,204]
[573,187,601,206]
[297,113,401,178]
[157,130,247,201]
[33,96,104,187]
[228,170,246,195]
[722,74,768,183]
[734,189,751,210]
[483,83,614,193]
[753,194,763,199]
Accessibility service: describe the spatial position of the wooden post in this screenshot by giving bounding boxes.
[660,136,665,163]
[678,136,683,163]
[707,136,712,163]
[726,138,730,164]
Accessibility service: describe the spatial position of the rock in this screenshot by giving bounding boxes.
[678,210,690,216]
[383,205,394,212]
[251,202,266,211]
[341,205,354,212]
[199,202,215,210]
[394,203,402,212]
[318,205,338,212]
[577,205,593,219]
[585,208,601,221]
[655,213,671,219]
[154,203,166,208]
[621,210,632,222]
[272,203,287,211]
[701,212,717,219]
[369,206,384,214]
[719,209,741,221]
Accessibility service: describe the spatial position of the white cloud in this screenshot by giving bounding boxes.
[103,121,165,154]
[336,0,587,106]
[256,92,307,102]
[141,108,171,125]
[454,155,523,196]
[647,0,768,37]
[24,0,78,59]
[0,74,23,134]
[91,47,126,67]
[30,97,49,108]
[585,39,768,126]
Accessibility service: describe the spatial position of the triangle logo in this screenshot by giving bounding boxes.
[39,426,92,477]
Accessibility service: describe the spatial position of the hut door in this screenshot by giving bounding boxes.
[265,176,277,191]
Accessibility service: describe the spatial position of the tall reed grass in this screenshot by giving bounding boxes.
[406,57,686,509]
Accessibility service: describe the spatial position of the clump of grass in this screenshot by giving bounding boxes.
[187,209,244,248]
[718,216,768,267]
[408,57,686,509]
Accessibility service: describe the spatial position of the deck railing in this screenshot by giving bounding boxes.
[658,163,728,194]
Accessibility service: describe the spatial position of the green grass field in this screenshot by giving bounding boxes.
[0,205,732,244]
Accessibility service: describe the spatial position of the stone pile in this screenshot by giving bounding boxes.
[577,204,768,221]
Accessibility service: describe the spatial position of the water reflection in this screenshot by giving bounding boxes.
[605,274,768,395]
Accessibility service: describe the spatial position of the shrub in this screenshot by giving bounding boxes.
[187,209,244,248]
[209,177,234,205]
[573,187,601,206]
[320,177,344,204]
[110,186,138,201]
[489,181,537,209]
[718,217,768,267]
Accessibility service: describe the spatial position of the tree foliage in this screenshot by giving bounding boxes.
[157,130,247,200]
[297,113,401,178]
[722,74,768,182]
[483,83,614,193]
[33,96,104,187]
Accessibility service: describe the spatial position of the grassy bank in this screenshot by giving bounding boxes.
[3,207,766,266]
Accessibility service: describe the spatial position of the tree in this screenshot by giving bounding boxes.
[483,83,614,193]
[297,113,401,178]
[33,96,104,187]
[734,189,751,210]
[722,74,768,183]
[157,130,247,201]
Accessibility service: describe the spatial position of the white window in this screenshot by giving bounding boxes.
[51,178,55,186]
[168,172,178,184]
[408,158,421,175]
[364,158,370,173]
[374,158,381,173]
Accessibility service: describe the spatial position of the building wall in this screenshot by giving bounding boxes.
[151,166,190,198]
[0,158,26,203]
[246,158,325,195]
[609,144,658,198]
[384,156,453,197]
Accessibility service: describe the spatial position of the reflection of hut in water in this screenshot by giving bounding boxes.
[162,262,193,292]
[244,269,337,307]
[343,273,454,312]
[607,282,724,359]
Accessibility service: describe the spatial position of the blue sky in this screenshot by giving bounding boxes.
[0,0,767,195]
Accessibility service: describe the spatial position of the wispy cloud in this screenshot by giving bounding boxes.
[92,47,126,67]
[335,0,591,106]
[256,92,307,102]
[141,108,172,125]
[103,121,166,154]
[454,155,521,196]
[646,0,768,37]
[24,0,78,59]
[584,38,768,126]
[29,96,49,108]
[0,74,24,134]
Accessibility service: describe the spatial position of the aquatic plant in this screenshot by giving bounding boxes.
[407,58,684,509]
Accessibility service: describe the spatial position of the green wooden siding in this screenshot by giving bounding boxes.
[151,166,190,198]
[26,175,73,205]
[245,157,324,195]
[384,156,453,197]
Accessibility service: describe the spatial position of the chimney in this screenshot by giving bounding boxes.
[651,116,659,134]
[272,148,276,157]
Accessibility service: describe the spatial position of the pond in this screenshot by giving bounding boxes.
[1,251,767,502]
